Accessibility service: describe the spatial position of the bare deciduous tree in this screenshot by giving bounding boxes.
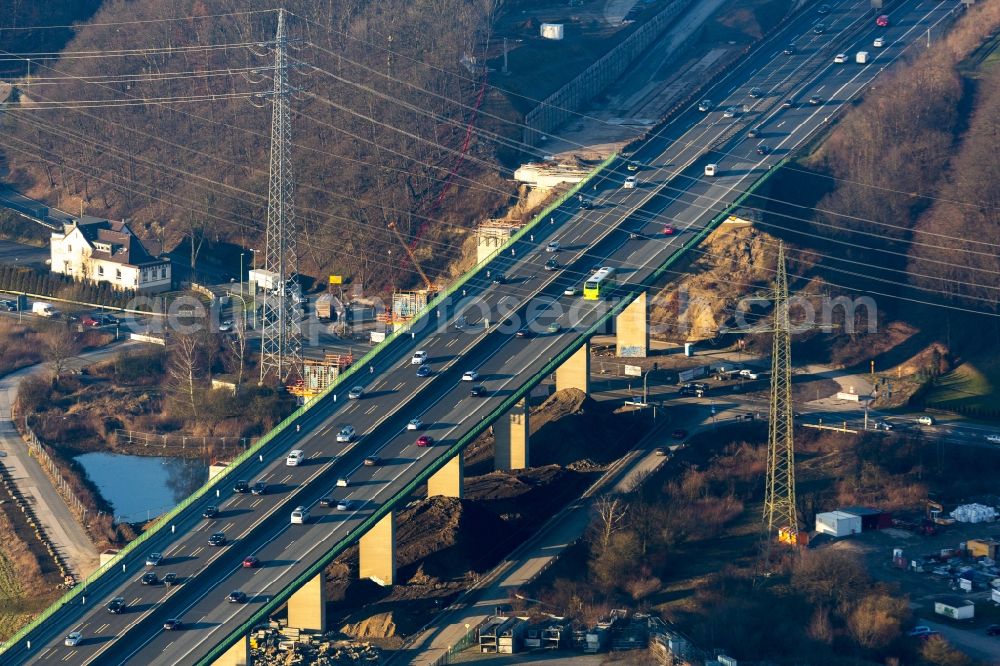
[167,334,201,419]
[227,319,247,392]
[42,325,79,381]
[846,592,908,649]
[592,496,628,552]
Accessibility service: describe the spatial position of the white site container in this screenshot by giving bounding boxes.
[935,599,974,620]
[815,511,862,537]
[540,23,564,40]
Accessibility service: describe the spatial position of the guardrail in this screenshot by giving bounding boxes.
[0,154,618,656]
[199,150,787,666]
[198,152,787,666]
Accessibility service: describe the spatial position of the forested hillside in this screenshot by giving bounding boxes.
[1,0,514,292]
[0,1,103,77]
[802,2,1000,321]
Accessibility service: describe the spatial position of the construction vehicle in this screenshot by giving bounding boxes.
[927,499,955,526]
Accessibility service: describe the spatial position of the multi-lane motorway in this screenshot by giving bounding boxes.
[10,0,963,663]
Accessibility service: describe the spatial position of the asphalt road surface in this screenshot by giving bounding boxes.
[11,0,963,663]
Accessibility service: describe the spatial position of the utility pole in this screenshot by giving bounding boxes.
[762,243,799,553]
[259,8,303,383]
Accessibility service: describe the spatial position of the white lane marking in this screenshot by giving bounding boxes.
[76,5,952,660]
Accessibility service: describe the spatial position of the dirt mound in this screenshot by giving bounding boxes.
[340,611,397,640]
[465,464,568,500]
[394,496,507,579]
[530,389,650,466]
[650,225,783,342]
[465,388,653,471]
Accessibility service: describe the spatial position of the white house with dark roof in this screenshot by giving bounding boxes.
[50,217,171,292]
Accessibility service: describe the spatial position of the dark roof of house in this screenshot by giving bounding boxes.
[936,596,974,608]
[71,218,165,267]
[838,506,883,517]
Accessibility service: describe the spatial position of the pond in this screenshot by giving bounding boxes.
[74,452,208,523]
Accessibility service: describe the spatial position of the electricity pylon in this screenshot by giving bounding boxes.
[260,8,302,384]
[763,242,799,547]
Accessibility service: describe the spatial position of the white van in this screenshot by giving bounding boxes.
[290,506,309,524]
[917,416,934,426]
[411,350,428,365]
[285,449,304,466]
[32,302,55,317]
[623,176,637,189]
[704,164,718,177]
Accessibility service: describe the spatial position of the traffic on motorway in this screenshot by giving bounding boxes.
[10,0,962,663]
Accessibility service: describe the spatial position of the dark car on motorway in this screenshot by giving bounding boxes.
[208,532,226,547]
[470,385,486,397]
[251,481,267,496]
[106,597,126,614]
[756,145,770,155]
[163,619,183,631]
[163,573,179,587]
[141,572,159,585]
[319,497,335,508]
[203,505,219,519]
[671,429,688,440]
[233,480,250,493]
[228,591,247,604]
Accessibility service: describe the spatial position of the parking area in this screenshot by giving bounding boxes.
[852,519,1000,662]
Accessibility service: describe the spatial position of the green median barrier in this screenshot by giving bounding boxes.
[200,155,786,664]
[199,283,639,665]
[3,153,623,656]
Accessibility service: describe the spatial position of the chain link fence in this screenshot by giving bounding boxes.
[113,429,253,455]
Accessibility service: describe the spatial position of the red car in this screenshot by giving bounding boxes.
[81,316,100,327]
[663,224,676,236]
[671,429,688,440]
[416,435,434,448]
[876,14,889,27]
[242,556,259,568]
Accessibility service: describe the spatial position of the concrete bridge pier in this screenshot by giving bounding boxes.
[212,635,250,666]
[494,398,530,471]
[359,511,395,586]
[287,572,327,632]
[428,452,464,498]
[616,292,648,357]
[555,340,590,393]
